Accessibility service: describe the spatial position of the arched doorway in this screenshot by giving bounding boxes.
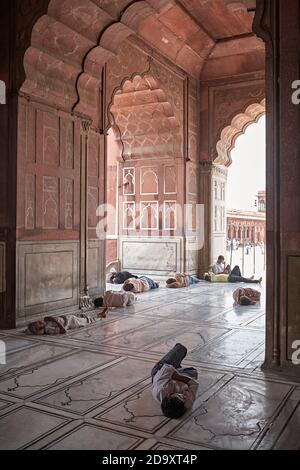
[4,0,291,375]
[226,114,266,277]
[210,100,266,269]
[105,73,185,276]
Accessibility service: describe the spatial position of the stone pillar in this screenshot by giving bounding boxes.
[255,0,300,375]
[0,1,18,327]
[79,120,93,308]
[198,161,213,273]
[210,164,227,267]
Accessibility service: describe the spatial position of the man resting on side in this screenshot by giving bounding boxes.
[233,287,261,306]
[166,273,200,288]
[109,271,138,284]
[151,343,199,419]
[123,276,159,293]
[94,290,136,308]
[27,309,107,335]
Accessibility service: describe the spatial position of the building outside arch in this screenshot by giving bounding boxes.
[0,0,300,451]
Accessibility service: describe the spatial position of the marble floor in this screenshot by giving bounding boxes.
[0,281,299,450]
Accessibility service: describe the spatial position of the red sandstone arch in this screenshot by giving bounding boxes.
[19,0,223,120]
[109,74,181,160]
[215,98,266,166]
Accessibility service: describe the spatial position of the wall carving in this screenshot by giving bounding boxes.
[15,0,51,90]
[164,201,177,230]
[215,99,266,166]
[65,179,74,230]
[140,202,159,230]
[140,167,158,195]
[123,168,135,196]
[164,166,177,194]
[17,98,80,239]
[43,177,59,229]
[123,202,135,230]
[209,80,265,156]
[25,174,36,230]
[110,72,181,159]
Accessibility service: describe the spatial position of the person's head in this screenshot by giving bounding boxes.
[240,296,252,306]
[123,283,134,292]
[109,273,116,283]
[217,255,225,264]
[28,320,46,335]
[166,278,176,285]
[94,297,104,308]
[204,274,211,282]
[161,395,186,419]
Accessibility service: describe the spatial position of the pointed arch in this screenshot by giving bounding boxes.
[215,99,266,166]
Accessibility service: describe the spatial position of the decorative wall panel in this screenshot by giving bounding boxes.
[120,237,184,275]
[164,201,177,230]
[123,168,135,196]
[17,241,79,319]
[123,202,135,230]
[164,166,177,194]
[17,98,80,240]
[42,177,59,229]
[140,167,158,195]
[25,174,36,230]
[140,202,159,230]
[88,240,105,296]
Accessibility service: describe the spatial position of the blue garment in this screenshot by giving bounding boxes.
[140,276,158,290]
[189,275,200,285]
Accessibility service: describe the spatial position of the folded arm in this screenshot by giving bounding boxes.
[171,370,196,384]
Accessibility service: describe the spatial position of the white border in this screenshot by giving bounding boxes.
[163,200,177,230]
[123,201,136,231]
[123,167,135,196]
[140,166,159,195]
[140,201,159,230]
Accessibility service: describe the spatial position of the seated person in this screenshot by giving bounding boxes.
[151,343,199,419]
[211,255,231,275]
[109,271,137,284]
[166,273,200,288]
[123,276,159,293]
[233,287,261,306]
[94,290,135,308]
[204,266,262,284]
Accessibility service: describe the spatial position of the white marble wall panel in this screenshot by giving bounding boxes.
[17,241,79,319]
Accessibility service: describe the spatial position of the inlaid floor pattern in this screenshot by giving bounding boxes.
[0,282,299,450]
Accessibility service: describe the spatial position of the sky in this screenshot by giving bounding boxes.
[226,116,266,211]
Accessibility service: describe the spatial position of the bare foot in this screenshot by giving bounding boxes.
[97,307,108,319]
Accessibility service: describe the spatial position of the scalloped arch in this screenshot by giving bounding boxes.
[109,73,181,160]
[215,99,266,167]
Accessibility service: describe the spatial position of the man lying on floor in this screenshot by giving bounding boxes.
[151,343,199,419]
[94,290,136,308]
[27,309,108,335]
[204,265,262,284]
[166,273,200,288]
[233,287,261,306]
[109,271,138,284]
[123,275,159,293]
